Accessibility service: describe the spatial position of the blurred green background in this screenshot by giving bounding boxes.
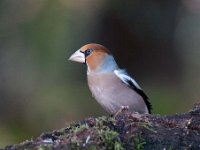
[0,0,200,147]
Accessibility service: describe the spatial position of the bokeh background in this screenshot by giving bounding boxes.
[0,0,200,147]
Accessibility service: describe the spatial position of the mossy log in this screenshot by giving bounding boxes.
[3,103,200,150]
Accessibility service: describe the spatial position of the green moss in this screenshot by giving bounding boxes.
[139,122,157,133]
[95,116,116,129]
[98,129,124,150]
[69,122,80,130]
[74,124,89,134]
[58,123,87,149]
[134,136,146,150]
[168,145,173,150]
[114,142,125,150]
[94,116,124,149]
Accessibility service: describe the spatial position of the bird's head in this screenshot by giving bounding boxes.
[69,43,117,72]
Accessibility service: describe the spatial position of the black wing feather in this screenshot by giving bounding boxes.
[125,79,152,114]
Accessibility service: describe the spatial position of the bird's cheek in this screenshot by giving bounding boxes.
[86,53,106,72]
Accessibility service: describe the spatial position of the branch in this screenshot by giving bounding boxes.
[3,103,200,150]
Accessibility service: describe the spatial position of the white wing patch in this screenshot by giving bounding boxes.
[114,69,142,90]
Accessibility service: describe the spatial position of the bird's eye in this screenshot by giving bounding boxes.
[84,48,93,57]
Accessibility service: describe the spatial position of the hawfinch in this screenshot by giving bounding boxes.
[69,43,152,114]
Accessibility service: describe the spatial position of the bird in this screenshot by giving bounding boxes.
[69,43,152,114]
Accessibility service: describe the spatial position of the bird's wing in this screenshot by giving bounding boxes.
[114,69,152,113]
[114,69,142,90]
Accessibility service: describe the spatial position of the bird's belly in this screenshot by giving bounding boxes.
[87,74,148,114]
[89,83,120,113]
[88,80,136,114]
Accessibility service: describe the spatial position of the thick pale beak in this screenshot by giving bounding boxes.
[68,49,85,63]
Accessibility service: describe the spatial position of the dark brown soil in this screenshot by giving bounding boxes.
[2,103,200,150]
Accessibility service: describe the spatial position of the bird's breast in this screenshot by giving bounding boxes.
[87,73,110,99]
[87,73,120,113]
